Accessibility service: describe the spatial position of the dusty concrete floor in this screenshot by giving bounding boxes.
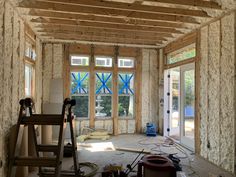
[28,134,235,177]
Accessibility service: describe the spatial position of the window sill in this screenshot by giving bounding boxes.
[118,117,134,120]
[95,117,112,120]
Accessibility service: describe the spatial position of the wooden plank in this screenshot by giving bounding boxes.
[164,32,197,54]
[14,157,57,167]
[37,24,174,37]
[18,1,200,24]
[112,47,119,135]
[41,34,164,46]
[63,44,70,99]
[21,115,63,125]
[36,0,210,17]
[94,45,114,56]
[144,0,221,9]
[89,45,95,128]
[27,10,188,29]
[31,18,184,34]
[135,49,142,133]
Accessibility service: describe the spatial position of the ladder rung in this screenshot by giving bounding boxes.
[40,170,77,177]
[21,115,64,125]
[37,145,75,153]
[14,157,58,167]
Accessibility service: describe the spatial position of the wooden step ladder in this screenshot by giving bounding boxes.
[8,98,80,177]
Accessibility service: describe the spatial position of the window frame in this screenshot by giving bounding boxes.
[24,33,36,98]
[70,71,90,119]
[117,71,135,119]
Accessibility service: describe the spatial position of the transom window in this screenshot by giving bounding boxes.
[71,55,89,66]
[118,57,134,68]
[95,56,112,67]
[167,43,196,65]
[70,54,136,119]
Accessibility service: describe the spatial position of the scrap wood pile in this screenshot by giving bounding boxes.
[77,127,110,142]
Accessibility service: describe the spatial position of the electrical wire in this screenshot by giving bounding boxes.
[137,136,201,177]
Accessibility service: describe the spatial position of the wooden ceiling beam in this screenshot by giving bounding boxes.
[31,18,184,34]
[35,24,175,38]
[36,28,169,42]
[40,33,163,45]
[143,0,222,9]
[41,33,165,44]
[26,10,190,29]
[18,1,200,24]
[36,0,210,17]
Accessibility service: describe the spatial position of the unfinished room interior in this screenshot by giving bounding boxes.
[0,0,236,177]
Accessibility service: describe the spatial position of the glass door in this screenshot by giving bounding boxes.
[180,63,195,150]
[164,63,195,150]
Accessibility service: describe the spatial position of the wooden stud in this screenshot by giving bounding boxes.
[63,44,70,99]
[135,49,142,133]
[89,45,95,128]
[113,46,119,135]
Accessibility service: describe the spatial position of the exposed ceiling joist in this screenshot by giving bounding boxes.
[36,28,169,42]
[19,1,201,24]
[143,0,222,9]
[31,18,185,34]
[35,24,175,38]
[41,33,163,46]
[36,0,211,17]
[26,10,190,29]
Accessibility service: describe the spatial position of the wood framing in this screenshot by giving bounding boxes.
[67,44,141,133]
[16,0,225,47]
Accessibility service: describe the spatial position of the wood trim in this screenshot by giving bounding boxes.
[164,32,197,54]
[164,57,196,69]
[25,56,36,65]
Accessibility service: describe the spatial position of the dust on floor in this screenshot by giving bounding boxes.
[29,134,235,177]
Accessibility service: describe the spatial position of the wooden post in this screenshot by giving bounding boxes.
[113,46,119,135]
[89,45,95,128]
[63,44,70,99]
[195,30,201,155]
[135,49,142,133]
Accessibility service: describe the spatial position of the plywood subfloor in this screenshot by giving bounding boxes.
[28,134,235,177]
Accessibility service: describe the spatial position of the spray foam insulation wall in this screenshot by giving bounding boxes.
[141,49,159,132]
[0,1,43,175]
[42,43,64,104]
[199,12,235,173]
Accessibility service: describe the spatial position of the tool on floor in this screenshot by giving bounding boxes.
[8,98,80,177]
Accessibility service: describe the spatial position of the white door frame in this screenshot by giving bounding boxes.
[180,63,195,150]
[164,63,195,151]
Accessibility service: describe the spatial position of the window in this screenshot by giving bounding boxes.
[71,72,89,118]
[25,41,36,60]
[167,43,196,64]
[118,73,134,117]
[95,56,112,67]
[118,57,134,68]
[71,55,89,66]
[25,64,34,97]
[24,34,36,97]
[95,72,112,117]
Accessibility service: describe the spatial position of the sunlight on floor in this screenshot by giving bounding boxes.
[78,142,115,152]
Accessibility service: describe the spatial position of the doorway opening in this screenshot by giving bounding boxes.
[164,63,195,150]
